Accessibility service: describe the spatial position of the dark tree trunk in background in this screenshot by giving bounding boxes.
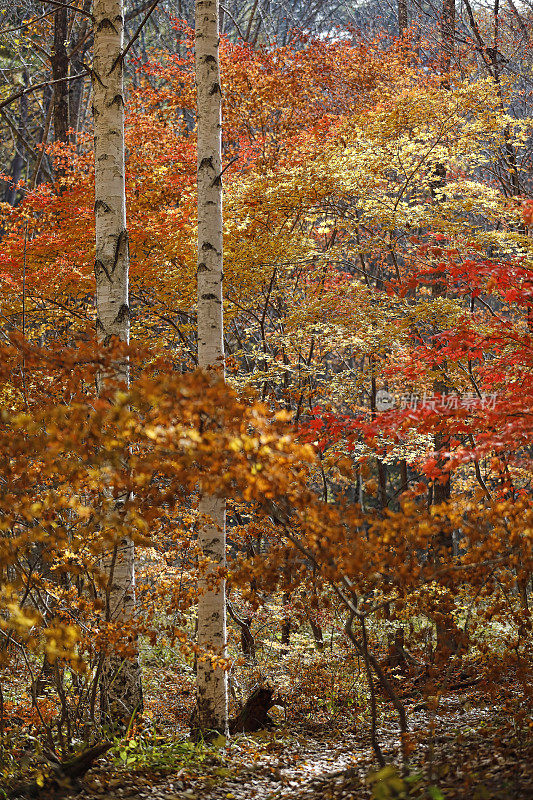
[69,51,85,141]
[52,8,69,145]
[68,0,92,141]
[370,367,388,511]
[441,0,455,78]
[398,0,408,35]
[3,71,28,206]
[280,590,291,653]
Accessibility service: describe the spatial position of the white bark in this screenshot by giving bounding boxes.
[93,0,142,723]
[194,0,228,735]
[94,0,129,351]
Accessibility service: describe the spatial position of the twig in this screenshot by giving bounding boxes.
[118,0,161,66]
[359,613,385,766]
[0,72,89,111]
[33,0,93,18]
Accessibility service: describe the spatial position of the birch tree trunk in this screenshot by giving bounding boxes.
[193,0,228,736]
[93,0,142,725]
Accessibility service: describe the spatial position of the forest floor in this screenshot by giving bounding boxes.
[64,690,533,800]
[4,637,532,800]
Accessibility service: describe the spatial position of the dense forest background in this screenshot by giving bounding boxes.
[0,0,532,798]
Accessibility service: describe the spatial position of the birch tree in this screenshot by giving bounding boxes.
[93,0,143,724]
[193,0,228,735]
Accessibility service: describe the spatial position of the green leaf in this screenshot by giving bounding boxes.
[368,766,399,785]
[367,766,406,799]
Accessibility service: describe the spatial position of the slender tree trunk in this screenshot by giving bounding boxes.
[280,591,291,654]
[69,49,87,142]
[398,0,408,36]
[430,72,460,653]
[69,1,92,142]
[37,12,71,689]
[193,0,228,736]
[2,69,28,210]
[441,0,455,80]
[370,366,388,511]
[52,8,69,145]
[94,0,130,351]
[93,0,142,725]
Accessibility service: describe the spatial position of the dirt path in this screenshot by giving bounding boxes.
[68,696,532,800]
[80,729,373,800]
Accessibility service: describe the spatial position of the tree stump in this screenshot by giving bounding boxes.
[229,686,282,734]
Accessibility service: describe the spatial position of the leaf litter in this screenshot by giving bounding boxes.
[61,690,532,800]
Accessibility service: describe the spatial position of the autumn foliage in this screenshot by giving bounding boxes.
[0,21,532,781]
